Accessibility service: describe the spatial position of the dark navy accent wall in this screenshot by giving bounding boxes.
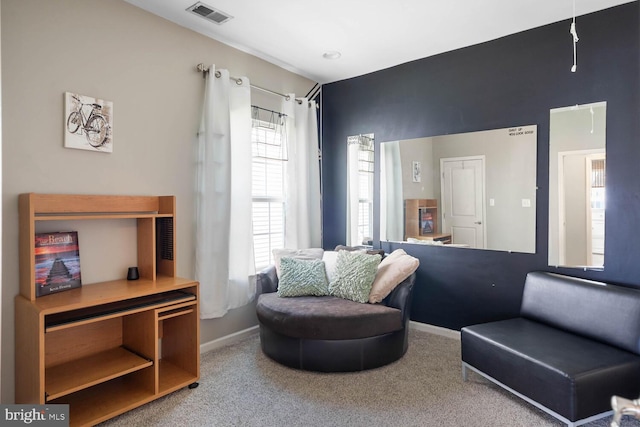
[321,3,640,330]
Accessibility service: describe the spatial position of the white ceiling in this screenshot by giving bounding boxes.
[125,0,635,84]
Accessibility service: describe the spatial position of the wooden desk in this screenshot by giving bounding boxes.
[408,233,451,244]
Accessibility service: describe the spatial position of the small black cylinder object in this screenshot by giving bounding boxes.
[127,267,139,281]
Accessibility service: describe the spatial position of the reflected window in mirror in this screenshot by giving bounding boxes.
[379,126,537,253]
[347,134,374,246]
[548,102,606,269]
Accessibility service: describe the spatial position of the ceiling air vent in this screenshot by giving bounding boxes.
[187,2,233,25]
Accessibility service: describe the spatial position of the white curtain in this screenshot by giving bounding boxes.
[381,141,404,242]
[196,66,255,319]
[282,95,322,249]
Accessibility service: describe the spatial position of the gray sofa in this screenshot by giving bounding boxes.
[255,264,415,372]
[461,271,640,427]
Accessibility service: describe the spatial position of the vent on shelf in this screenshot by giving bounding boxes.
[186,2,233,25]
[157,218,174,261]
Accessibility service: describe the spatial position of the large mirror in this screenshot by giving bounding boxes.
[380,125,537,253]
[548,102,606,269]
[347,133,374,246]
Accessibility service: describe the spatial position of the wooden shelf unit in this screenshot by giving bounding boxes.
[15,194,200,427]
[45,347,153,401]
[404,199,439,239]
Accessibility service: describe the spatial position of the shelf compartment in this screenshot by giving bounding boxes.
[45,290,196,331]
[158,359,198,395]
[46,346,153,401]
[157,301,197,321]
[34,213,173,221]
[50,376,155,427]
[19,193,177,302]
[33,276,197,314]
[157,303,199,391]
[158,308,194,321]
[23,193,174,215]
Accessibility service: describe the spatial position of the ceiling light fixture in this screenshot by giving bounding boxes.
[323,51,342,60]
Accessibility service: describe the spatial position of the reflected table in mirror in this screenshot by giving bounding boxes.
[407,234,451,244]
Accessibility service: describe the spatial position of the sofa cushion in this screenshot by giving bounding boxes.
[322,250,339,283]
[369,249,419,303]
[277,257,329,297]
[329,250,381,303]
[256,293,403,340]
[521,272,640,355]
[272,248,324,278]
[462,318,640,421]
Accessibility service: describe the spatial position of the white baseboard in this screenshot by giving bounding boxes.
[409,321,461,340]
[200,325,259,354]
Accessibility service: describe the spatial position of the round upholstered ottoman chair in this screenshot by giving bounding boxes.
[255,264,415,372]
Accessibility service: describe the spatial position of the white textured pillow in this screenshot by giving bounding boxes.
[369,249,419,303]
[277,257,329,297]
[322,250,339,283]
[329,250,381,303]
[273,248,324,277]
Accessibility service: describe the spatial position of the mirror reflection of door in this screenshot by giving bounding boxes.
[558,150,605,266]
[440,156,486,248]
[549,102,606,269]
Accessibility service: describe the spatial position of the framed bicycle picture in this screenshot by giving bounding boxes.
[64,92,113,153]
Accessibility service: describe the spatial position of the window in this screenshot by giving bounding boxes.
[347,134,374,246]
[251,108,287,269]
[590,157,606,210]
[357,137,374,244]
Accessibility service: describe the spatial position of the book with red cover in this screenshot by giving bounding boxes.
[420,209,434,234]
[35,231,82,297]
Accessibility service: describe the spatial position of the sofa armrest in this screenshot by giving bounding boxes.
[382,273,416,324]
[256,265,279,295]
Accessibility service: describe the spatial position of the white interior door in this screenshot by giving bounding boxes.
[441,157,485,248]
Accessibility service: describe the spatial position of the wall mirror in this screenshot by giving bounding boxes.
[347,133,374,246]
[548,102,606,269]
[380,125,537,253]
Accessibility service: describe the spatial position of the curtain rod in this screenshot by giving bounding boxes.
[196,63,311,106]
[252,105,287,118]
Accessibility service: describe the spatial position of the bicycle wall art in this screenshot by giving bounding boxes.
[64,92,113,153]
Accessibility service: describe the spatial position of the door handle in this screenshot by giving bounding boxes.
[474,221,482,225]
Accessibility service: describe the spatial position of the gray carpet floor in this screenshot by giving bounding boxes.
[101,330,640,426]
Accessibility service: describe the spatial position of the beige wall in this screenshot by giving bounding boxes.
[398,137,435,200]
[1,0,315,403]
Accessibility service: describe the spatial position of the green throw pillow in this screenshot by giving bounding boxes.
[277,257,329,297]
[329,250,382,303]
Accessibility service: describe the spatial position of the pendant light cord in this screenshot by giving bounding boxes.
[570,0,579,72]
